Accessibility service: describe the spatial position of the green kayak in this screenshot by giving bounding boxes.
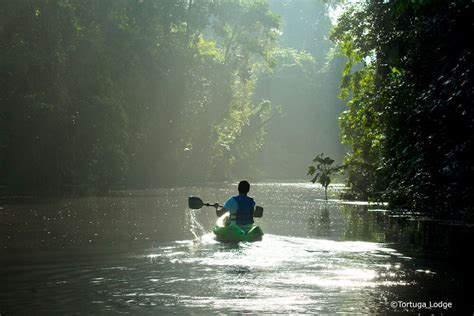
[213,213,264,243]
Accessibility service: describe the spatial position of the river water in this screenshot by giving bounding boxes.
[0,182,471,314]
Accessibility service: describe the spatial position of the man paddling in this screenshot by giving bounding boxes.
[216,180,256,225]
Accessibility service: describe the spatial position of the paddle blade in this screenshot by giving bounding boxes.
[253,206,264,218]
[188,196,204,209]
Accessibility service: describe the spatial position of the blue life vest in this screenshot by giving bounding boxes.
[229,195,255,225]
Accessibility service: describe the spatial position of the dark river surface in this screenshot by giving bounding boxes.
[0,182,471,314]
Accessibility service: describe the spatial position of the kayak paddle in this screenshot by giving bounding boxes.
[188,196,221,209]
[188,196,263,218]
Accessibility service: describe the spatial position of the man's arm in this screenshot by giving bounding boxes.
[216,207,227,217]
[217,197,236,217]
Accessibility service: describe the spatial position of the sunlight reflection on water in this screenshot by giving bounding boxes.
[144,234,410,313]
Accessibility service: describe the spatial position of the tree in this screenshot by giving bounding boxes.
[331,0,474,220]
[308,153,342,201]
[0,0,283,193]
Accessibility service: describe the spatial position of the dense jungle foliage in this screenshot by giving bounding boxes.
[0,0,281,193]
[1,0,345,194]
[332,0,473,220]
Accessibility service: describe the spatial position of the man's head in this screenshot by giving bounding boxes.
[238,180,250,195]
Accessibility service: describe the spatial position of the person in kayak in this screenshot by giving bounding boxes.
[216,180,255,225]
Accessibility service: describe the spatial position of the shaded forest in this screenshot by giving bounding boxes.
[1,0,280,193]
[0,0,344,194]
[332,0,473,221]
[1,0,473,224]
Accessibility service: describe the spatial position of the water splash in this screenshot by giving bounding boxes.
[186,209,206,240]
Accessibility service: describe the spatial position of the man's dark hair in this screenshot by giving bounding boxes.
[238,180,250,194]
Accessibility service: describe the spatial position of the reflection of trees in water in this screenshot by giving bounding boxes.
[339,204,473,257]
[308,202,415,243]
[341,205,387,242]
[308,204,330,238]
[308,200,474,260]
